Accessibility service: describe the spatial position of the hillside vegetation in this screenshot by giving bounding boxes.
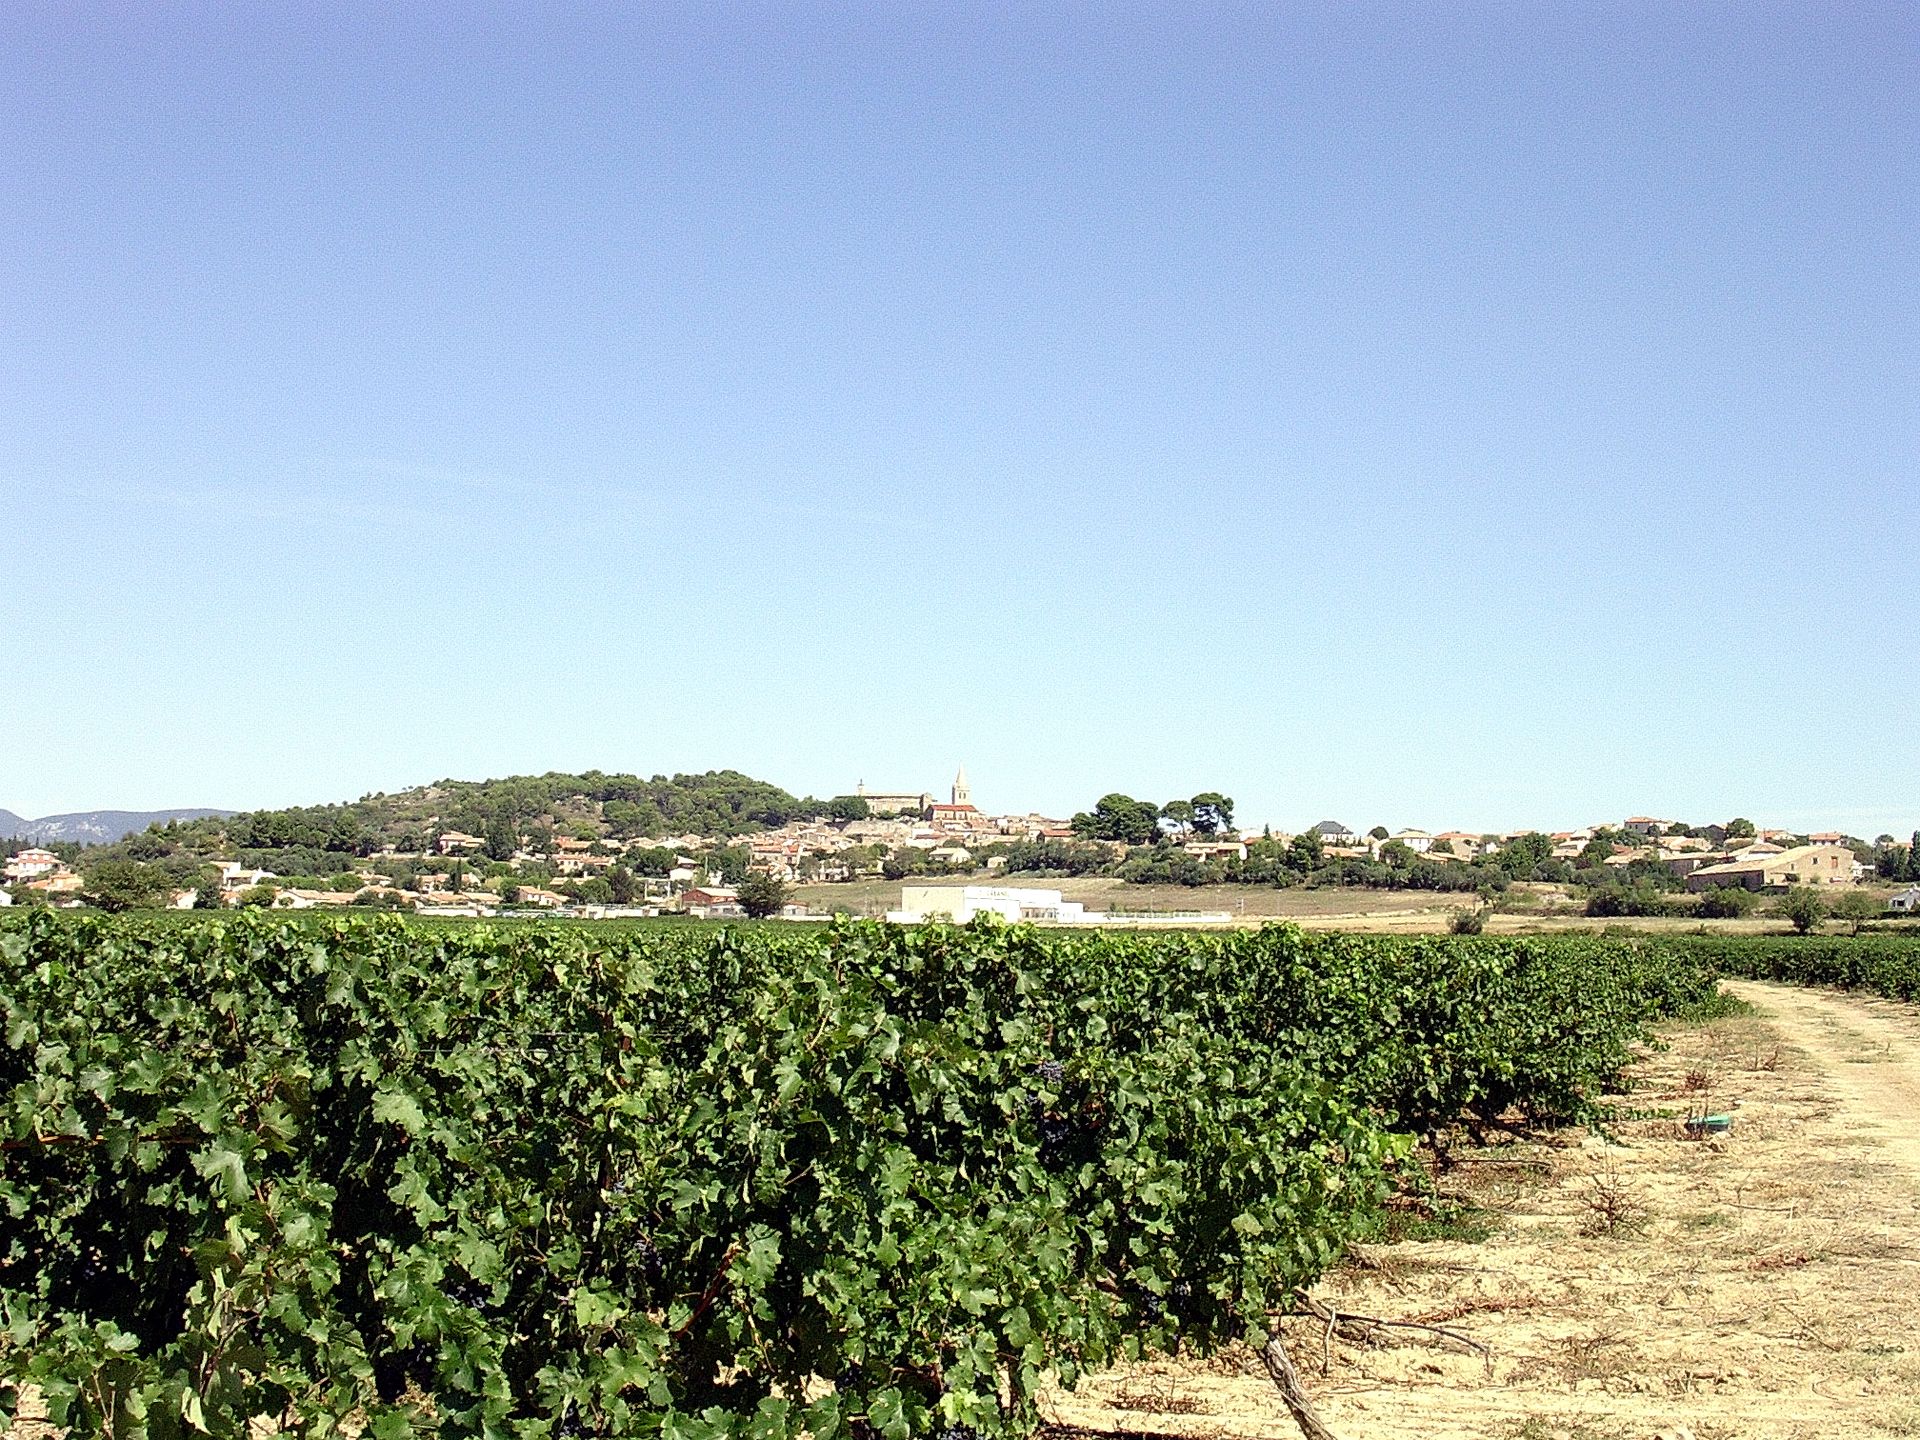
[56,770,821,867]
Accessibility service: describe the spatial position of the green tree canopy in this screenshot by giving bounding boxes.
[1070,794,1161,846]
[1497,832,1555,877]
[1777,886,1826,934]
[483,814,518,861]
[1831,889,1880,933]
[1188,792,1234,836]
[737,872,791,919]
[81,859,171,913]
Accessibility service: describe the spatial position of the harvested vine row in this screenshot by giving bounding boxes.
[0,912,1720,1438]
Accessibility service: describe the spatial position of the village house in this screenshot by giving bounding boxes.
[853,781,935,817]
[1684,844,1856,893]
[1183,838,1248,862]
[1623,817,1678,837]
[747,836,803,882]
[436,830,486,855]
[216,861,276,896]
[552,849,617,876]
[272,888,357,911]
[1603,847,1656,869]
[1661,834,1713,853]
[680,886,744,918]
[1659,849,1721,879]
[1888,887,1920,914]
[4,848,63,881]
[1387,829,1434,854]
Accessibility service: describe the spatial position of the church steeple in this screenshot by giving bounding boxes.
[952,764,971,808]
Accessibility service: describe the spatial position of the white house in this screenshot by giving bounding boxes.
[4,848,61,881]
[1889,887,1920,915]
[217,862,277,895]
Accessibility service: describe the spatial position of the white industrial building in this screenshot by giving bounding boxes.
[887,885,1231,927]
[891,885,1093,924]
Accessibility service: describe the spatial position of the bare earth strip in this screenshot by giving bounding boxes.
[1048,982,1920,1440]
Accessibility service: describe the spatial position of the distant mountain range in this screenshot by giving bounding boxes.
[0,808,235,844]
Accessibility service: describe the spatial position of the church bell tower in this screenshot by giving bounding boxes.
[952,764,971,808]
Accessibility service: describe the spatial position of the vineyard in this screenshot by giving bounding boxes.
[0,913,1723,1438]
[1655,932,1920,1002]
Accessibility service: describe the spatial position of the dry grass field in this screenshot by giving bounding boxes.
[791,879,1462,927]
[789,878,1811,936]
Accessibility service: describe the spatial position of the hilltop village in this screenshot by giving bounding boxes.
[5,767,1917,925]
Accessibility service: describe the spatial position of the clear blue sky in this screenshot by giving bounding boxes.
[4,4,1915,837]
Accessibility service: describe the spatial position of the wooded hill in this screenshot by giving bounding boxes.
[58,770,827,871]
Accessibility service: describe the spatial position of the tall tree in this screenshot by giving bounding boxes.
[1497,832,1555,877]
[737,873,791,919]
[1286,830,1325,870]
[1189,793,1234,836]
[81,860,169,913]
[1071,794,1161,846]
[1778,887,1826,935]
[482,814,518,861]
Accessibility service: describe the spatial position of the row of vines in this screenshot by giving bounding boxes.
[1,912,1722,1438]
[1656,932,1920,1002]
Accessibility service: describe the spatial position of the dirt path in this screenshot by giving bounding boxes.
[1049,983,1920,1440]
[1722,980,1920,1181]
